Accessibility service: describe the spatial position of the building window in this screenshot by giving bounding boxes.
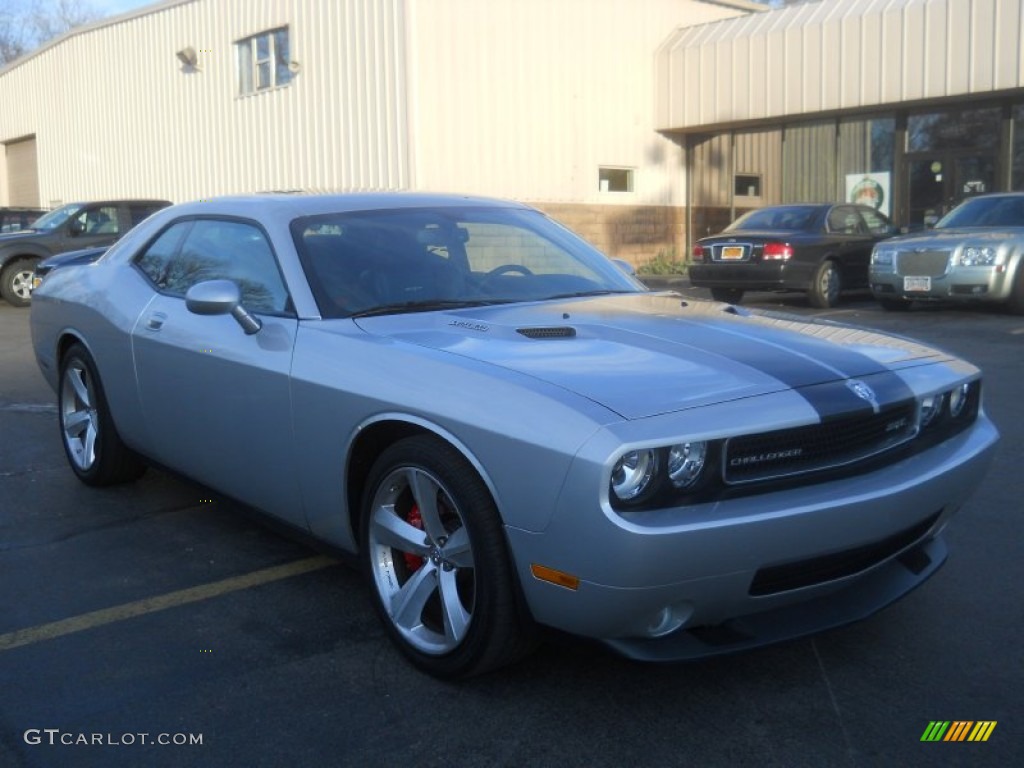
[599,167,633,193]
[734,174,761,197]
[237,27,293,95]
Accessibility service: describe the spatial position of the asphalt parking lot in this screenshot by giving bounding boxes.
[1,288,1021,768]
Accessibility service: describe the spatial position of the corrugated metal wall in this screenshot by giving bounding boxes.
[0,0,410,205]
[0,0,749,209]
[404,0,743,207]
[657,0,1024,131]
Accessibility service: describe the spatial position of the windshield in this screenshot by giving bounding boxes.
[726,205,820,232]
[937,196,1024,229]
[291,206,644,318]
[28,203,82,232]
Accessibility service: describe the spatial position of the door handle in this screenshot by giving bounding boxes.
[146,312,166,331]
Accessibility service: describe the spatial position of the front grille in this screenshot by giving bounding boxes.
[749,512,939,595]
[896,250,950,278]
[724,402,917,485]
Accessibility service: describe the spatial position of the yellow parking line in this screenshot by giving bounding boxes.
[0,555,338,652]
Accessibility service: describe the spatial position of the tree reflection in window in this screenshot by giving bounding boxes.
[135,219,288,313]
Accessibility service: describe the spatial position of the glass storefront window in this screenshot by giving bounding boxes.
[1013,105,1024,190]
[839,117,894,217]
[908,108,1000,152]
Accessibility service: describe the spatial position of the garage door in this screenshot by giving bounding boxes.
[5,136,40,207]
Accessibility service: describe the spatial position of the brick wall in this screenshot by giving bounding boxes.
[534,202,686,268]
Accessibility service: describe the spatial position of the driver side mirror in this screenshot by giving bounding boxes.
[68,219,85,236]
[185,279,262,335]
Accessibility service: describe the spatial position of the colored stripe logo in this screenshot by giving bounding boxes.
[921,721,997,742]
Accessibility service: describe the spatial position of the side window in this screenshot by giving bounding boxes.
[135,221,193,286]
[151,219,289,313]
[859,208,893,235]
[79,206,120,235]
[827,207,865,235]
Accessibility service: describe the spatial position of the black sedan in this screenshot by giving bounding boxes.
[689,203,898,308]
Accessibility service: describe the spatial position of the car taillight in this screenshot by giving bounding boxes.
[692,244,706,262]
[762,242,793,261]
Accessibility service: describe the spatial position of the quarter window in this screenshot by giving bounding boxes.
[237,27,293,95]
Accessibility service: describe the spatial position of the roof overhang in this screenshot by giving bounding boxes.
[657,0,1024,133]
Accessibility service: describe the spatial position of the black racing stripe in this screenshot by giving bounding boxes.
[676,320,916,419]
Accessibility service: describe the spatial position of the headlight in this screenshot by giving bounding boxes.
[611,449,658,502]
[959,246,997,266]
[919,393,944,427]
[871,248,894,266]
[948,382,970,418]
[667,442,708,489]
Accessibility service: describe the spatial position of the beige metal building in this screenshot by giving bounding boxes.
[3,0,1024,263]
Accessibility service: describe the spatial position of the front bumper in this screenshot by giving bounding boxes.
[870,264,1014,303]
[506,413,998,660]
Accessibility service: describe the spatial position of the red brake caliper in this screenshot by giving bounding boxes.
[403,504,425,572]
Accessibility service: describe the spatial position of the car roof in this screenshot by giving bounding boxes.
[162,193,534,221]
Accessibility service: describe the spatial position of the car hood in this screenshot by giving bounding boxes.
[0,229,43,244]
[351,294,944,419]
[884,227,1022,246]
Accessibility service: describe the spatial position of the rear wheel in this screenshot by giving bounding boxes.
[361,435,535,678]
[58,344,146,485]
[1,258,37,307]
[808,260,841,308]
[710,287,744,304]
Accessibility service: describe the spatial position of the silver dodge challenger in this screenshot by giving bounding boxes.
[30,194,998,677]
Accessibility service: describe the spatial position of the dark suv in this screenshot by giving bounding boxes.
[0,199,171,306]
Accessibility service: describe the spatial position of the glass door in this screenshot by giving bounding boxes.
[906,152,996,230]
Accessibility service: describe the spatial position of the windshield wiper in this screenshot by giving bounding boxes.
[543,289,635,300]
[350,298,513,318]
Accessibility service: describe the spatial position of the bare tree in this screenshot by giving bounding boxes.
[0,0,100,66]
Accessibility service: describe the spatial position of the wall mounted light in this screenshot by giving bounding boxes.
[176,46,200,72]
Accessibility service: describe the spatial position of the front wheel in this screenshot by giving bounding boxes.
[1006,264,1024,315]
[361,435,535,678]
[808,260,841,308]
[1,258,38,307]
[58,344,146,486]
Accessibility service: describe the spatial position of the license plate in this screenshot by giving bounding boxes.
[904,276,931,292]
[720,246,745,260]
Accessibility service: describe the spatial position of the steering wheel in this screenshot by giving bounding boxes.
[485,264,535,278]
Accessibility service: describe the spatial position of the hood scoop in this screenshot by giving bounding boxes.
[516,326,577,339]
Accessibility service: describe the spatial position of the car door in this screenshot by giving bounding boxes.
[59,204,124,252]
[825,205,876,288]
[130,216,303,525]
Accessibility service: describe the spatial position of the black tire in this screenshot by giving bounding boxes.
[1,257,37,307]
[808,259,841,308]
[1006,264,1024,315]
[878,297,912,312]
[360,435,536,678]
[58,343,147,486]
[710,287,744,304]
